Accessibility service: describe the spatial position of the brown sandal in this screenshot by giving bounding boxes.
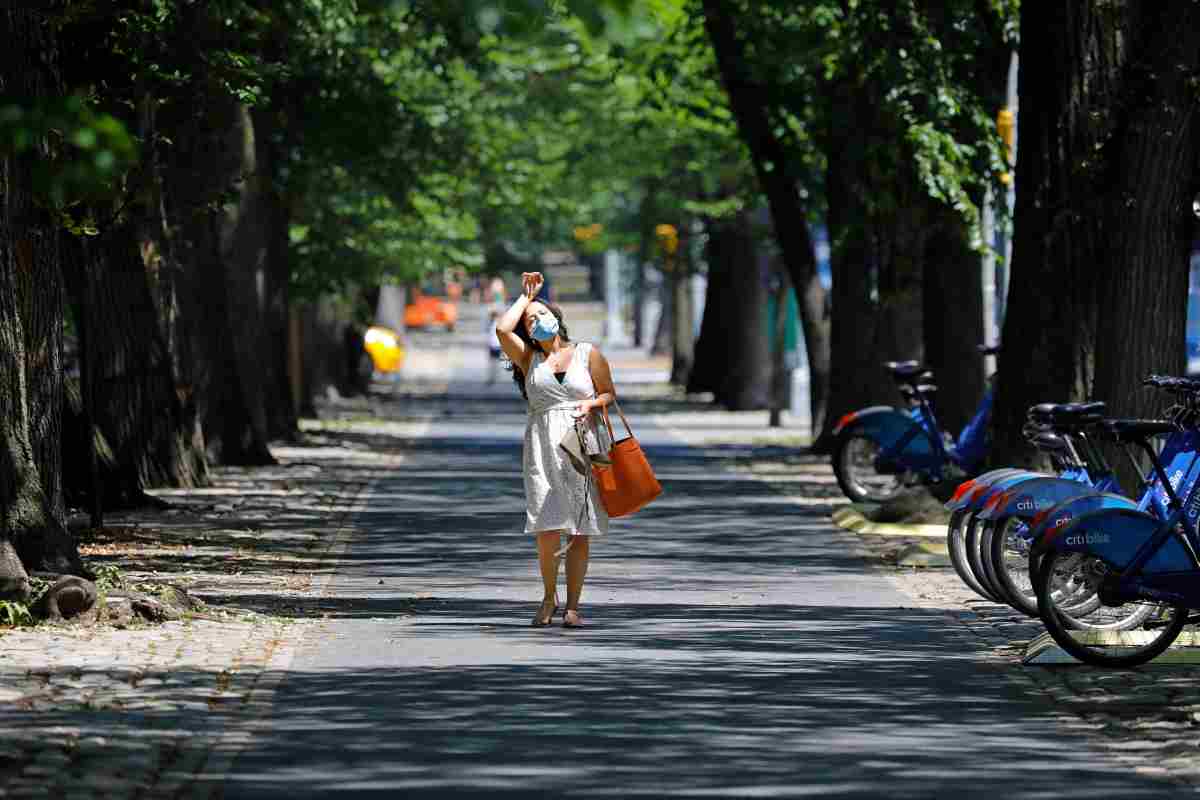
[531,599,559,628]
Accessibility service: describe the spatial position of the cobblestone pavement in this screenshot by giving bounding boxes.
[733,449,1200,790]
[0,423,419,799]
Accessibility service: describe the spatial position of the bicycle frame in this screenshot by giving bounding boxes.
[832,405,944,475]
[835,383,995,482]
[1029,431,1200,550]
[1037,437,1200,608]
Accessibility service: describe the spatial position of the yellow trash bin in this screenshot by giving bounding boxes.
[363,326,405,373]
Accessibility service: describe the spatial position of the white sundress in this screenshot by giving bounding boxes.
[523,342,611,537]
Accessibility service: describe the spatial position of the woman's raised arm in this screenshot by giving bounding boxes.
[496,272,543,373]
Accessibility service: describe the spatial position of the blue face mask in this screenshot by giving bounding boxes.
[530,314,559,342]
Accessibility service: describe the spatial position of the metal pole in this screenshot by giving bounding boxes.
[981,185,997,375]
[1001,49,1018,324]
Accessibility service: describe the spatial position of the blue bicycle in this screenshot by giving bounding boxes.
[944,402,1126,612]
[1033,375,1200,666]
[831,345,997,503]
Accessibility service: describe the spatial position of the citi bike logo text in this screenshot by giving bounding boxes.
[1065,531,1110,546]
[1187,481,1200,520]
[1160,469,1185,505]
[1016,497,1050,512]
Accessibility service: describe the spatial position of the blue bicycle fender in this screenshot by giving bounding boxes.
[834,407,940,466]
[832,406,895,437]
[944,468,1034,512]
[945,469,1015,511]
[1027,492,1141,552]
[1038,508,1193,574]
[978,477,1100,522]
[963,472,1051,515]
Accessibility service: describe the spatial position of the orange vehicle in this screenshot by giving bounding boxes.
[404,291,457,331]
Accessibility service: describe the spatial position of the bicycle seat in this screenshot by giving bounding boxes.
[1045,402,1106,430]
[977,344,1001,357]
[1032,432,1069,452]
[1144,374,1200,394]
[1026,403,1060,423]
[1055,401,1107,416]
[1099,418,1177,442]
[884,361,926,379]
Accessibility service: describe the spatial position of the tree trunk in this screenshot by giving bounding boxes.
[687,210,769,409]
[1090,5,1200,421]
[219,102,276,454]
[169,89,275,466]
[157,6,273,466]
[669,248,694,386]
[651,265,672,356]
[300,297,353,412]
[252,106,298,441]
[769,264,790,427]
[797,263,831,436]
[992,2,1200,468]
[702,0,829,428]
[633,186,657,349]
[62,224,208,509]
[923,220,985,435]
[816,150,897,451]
[60,83,209,509]
[0,7,85,579]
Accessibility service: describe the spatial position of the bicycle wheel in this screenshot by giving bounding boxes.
[1027,548,1104,618]
[832,433,905,504]
[990,518,1041,616]
[1035,550,1187,667]
[964,516,1006,604]
[948,511,994,601]
[980,519,1021,613]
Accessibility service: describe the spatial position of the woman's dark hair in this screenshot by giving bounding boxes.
[509,303,570,400]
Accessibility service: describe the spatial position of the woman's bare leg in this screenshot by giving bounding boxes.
[535,531,562,623]
[564,535,590,624]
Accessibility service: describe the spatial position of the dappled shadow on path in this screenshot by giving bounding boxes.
[211,599,1176,799]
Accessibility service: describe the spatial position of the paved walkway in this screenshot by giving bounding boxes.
[213,410,1175,798]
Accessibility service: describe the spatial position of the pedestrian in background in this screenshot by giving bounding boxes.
[485,309,502,384]
[488,274,506,307]
[496,271,615,628]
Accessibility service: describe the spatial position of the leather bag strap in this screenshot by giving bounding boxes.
[599,400,633,441]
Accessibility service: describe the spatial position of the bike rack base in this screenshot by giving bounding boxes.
[1023,630,1200,665]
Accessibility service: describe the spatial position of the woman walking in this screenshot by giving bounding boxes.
[496,271,616,628]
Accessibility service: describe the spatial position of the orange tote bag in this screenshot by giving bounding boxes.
[593,400,662,517]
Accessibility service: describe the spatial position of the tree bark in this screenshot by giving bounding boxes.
[687,210,769,409]
[923,219,985,435]
[992,2,1200,468]
[62,224,208,508]
[651,266,672,356]
[252,106,298,441]
[701,0,830,431]
[168,88,275,466]
[669,247,694,386]
[633,185,657,349]
[219,102,276,454]
[816,144,900,451]
[0,7,85,578]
